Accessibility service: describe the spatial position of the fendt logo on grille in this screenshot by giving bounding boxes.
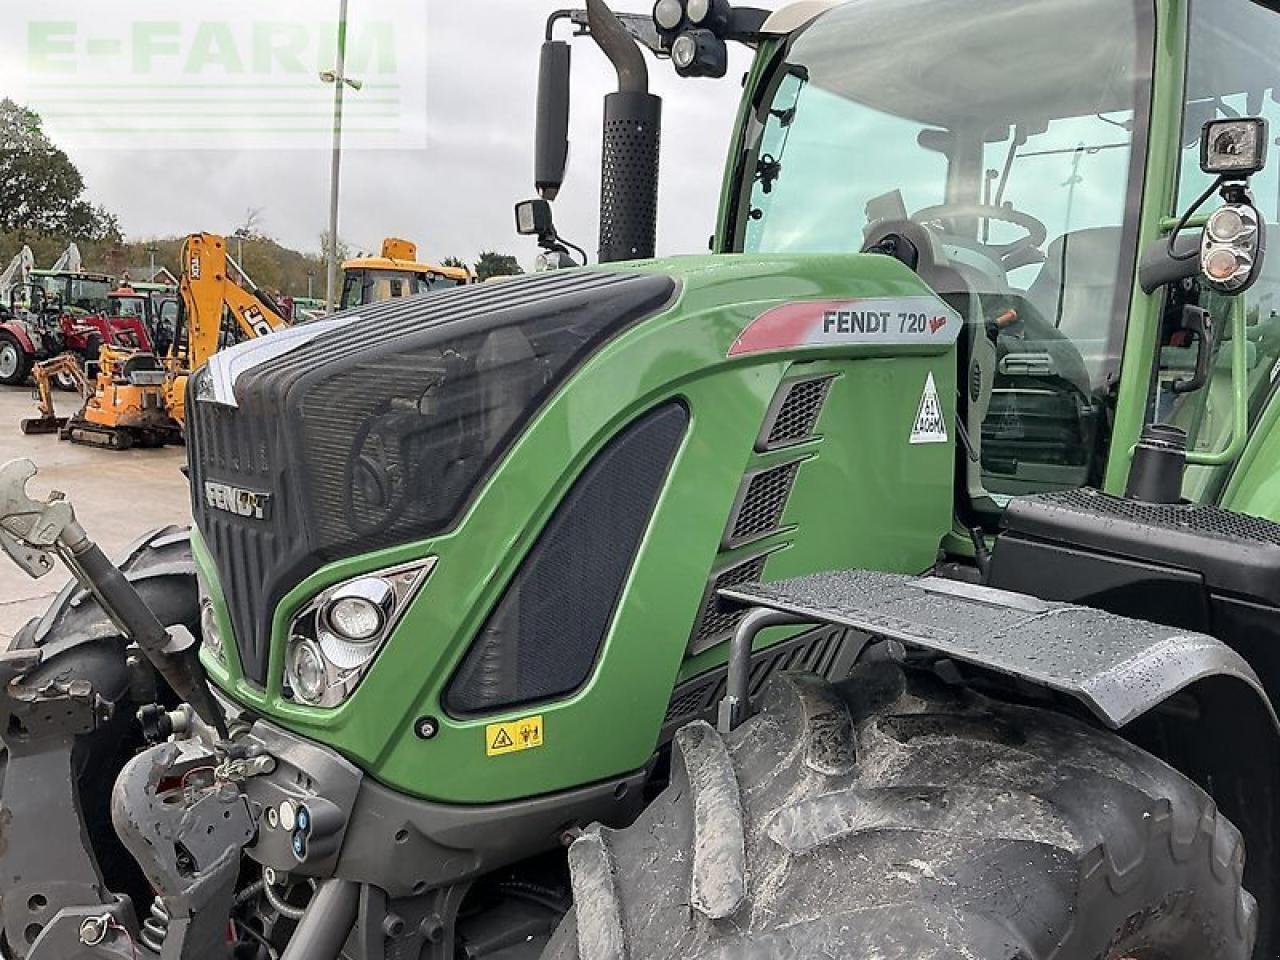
[204,481,272,521]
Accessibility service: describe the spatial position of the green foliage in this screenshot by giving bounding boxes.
[474,251,525,281]
[0,99,120,241]
[440,256,468,270]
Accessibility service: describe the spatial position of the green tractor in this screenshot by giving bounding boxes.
[4,0,1280,956]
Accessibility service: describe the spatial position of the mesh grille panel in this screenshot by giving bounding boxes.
[1029,488,1280,545]
[728,462,800,546]
[762,377,833,449]
[688,554,770,655]
[445,403,688,715]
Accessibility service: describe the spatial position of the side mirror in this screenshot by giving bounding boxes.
[535,40,572,201]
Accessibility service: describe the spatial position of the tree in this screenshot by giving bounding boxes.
[318,230,352,265]
[236,207,266,239]
[474,251,524,281]
[441,256,468,270]
[0,99,120,241]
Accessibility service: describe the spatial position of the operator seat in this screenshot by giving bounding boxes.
[1026,226,1124,369]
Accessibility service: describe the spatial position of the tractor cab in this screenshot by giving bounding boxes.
[29,269,114,315]
[729,0,1279,514]
[339,237,473,310]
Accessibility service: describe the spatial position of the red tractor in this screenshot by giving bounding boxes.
[0,270,153,388]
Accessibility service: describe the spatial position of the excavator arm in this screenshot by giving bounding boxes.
[166,233,290,426]
[177,233,289,372]
[19,354,92,436]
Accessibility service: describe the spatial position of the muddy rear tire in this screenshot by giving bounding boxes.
[547,663,1256,959]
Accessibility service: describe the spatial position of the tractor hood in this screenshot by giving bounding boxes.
[188,256,960,691]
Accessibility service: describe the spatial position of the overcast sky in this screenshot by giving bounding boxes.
[3,2,773,269]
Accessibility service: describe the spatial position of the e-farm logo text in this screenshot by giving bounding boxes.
[17,2,426,150]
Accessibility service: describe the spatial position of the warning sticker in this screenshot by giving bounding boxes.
[909,372,948,444]
[485,715,545,757]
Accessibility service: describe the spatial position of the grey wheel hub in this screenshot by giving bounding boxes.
[0,342,19,380]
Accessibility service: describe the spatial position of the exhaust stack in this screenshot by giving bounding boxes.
[588,0,662,262]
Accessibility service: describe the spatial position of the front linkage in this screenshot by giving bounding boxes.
[0,459,485,960]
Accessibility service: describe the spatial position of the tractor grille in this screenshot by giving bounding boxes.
[187,399,306,688]
[759,376,834,450]
[445,403,688,715]
[726,461,801,548]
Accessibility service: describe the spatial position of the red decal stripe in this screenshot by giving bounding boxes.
[729,300,844,357]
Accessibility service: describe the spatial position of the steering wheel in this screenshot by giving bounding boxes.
[911,202,1048,262]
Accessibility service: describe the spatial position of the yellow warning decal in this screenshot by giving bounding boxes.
[485,715,545,757]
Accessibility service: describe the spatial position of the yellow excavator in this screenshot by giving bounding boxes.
[21,233,289,449]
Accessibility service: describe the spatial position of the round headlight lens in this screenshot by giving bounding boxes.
[653,0,684,31]
[671,33,698,69]
[327,596,384,641]
[686,0,710,24]
[288,639,328,704]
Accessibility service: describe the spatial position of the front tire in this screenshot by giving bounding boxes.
[0,331,31,386]
[548,663,1255,959]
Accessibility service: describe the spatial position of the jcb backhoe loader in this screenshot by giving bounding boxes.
[339,237,474,310]
[6,1,1280,958]
[20,233,289,449]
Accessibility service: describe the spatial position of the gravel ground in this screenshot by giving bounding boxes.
[0,383,191,643]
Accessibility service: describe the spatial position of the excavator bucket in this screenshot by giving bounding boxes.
[18,416,67,436]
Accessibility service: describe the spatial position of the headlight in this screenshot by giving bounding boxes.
[324,578,394,641]
[200,599,224,660]
[284,559,435,708]
[1201,201,1265,293]
[653,0,684,31]
[288,639,328,704]
[196,571,224,662]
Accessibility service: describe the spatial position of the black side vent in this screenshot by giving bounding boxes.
[758,376,835,451]
[725,461,802,548]
[661,626,861,739]
[687,552,774,656]
[445,403,688,716]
